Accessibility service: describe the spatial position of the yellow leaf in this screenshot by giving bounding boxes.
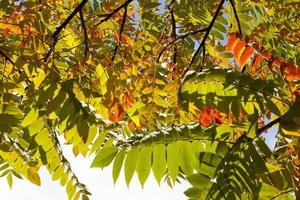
[142,87,153,94]
[27,167,41,186]
[95,63,108,95]
[33,69,46,89]
[22,109,39,127]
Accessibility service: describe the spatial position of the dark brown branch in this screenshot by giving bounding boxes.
[182,0,225,78]
[270,189,293,200]
[0,49,14,65]
[79,9,89,63]
[43,0,88,62]
[228,0,242,35]
[93,0,133,28]
[257,117,282,135]
[169,0,177,63]
[111,5,128,64]
[156,27,208,62]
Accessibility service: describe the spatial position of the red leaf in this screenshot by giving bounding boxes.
[233,40,246,61]
[284,64,300,81]
[226,33,239,52]
[251,54,264,71]
[239,47,255,67]
[198,108,226,127]
[268,59,274,69]
[261,51,272,59]
[198,108,213,127]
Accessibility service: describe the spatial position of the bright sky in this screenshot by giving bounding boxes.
[0,139,190,200]
[0,125,277,200]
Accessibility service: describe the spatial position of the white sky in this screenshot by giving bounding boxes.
[0,140,190,200]
[0,125,278,200]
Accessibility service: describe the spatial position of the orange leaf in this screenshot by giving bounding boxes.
[122,34,134,47]
[3,28,10,37]
[109,103,124,122]
[128,120,136,132]
[233,40,246,61]
[251,54,264,71]
[114,32,120,43]
[226,33,239,52]
[123,91,134,110]
[284,64,300,81]
[129,9,135,17]
[239,47,255,67]
[198,108,214,127]
[198,108,227,127]
[261,51,272,59]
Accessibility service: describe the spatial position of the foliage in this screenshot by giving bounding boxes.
[0,0,299,199]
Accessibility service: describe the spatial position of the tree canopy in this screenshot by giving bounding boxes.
[0,0,299,199]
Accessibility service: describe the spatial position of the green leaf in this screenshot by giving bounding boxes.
[7,173,13,189]
[280,99,300,136]
[152,144,166,185]
[167,142,180,182]
[52,165,64,181]
[89,131,108,155]
[113,149,126,184]
[184,187,203,198]
[246,120,258,139]
[186,173,211,187]
[179,141,195,175]
[22,109,38,127]
[28,118,44,136]
[0,104,23,118]
[136,146,152,187]
[91,147,119,168]
[27,167,41,186]
[124,148,139,186]
[248,143,268,172]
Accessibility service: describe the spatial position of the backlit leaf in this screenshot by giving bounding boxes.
[27,167,41,186]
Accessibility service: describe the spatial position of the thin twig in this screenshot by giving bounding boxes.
[156,27,208,62]
[257,117,282,135]
[0,49,14,65]
[228,0,242,35]
[169,0,177,63]
[270,189,293,199]
[182,0,225,78]
[43,0,88,62]
[228,0,244,72]
[79,9,89,63]
[93,0,133,28]
[111,5,128,64]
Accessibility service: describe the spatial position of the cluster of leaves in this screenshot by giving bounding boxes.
[0,0,299,199]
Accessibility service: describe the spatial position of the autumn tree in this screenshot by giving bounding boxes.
[0,0,299,199]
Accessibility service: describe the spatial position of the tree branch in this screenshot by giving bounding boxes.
[270,189,293,200]
[228,0,242,35]
[169,0,177,63]
[111,5,128,65]
[257,117,282,135]
[93,0,133,28]
[79,9,89,63]
[182,0,225,78]
[43,0,88,62]
[156,27,208,62]
[0,49,14,65]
